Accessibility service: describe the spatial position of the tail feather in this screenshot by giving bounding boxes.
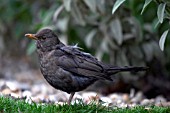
[107,66,148,75]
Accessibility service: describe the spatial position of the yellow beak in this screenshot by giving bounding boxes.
[25,34,38,40]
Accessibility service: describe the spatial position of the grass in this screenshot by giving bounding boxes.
[0,96,170,113]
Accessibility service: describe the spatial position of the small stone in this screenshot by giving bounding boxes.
[117,99,122,104]
[131,91,143,104]
[33,83,55,95]
[2,88,11,95]
[19,83,30,91]
[109,93,119,100]
[73,93,83,100]
[82,92,99,103]
[31,84,41,95]
[129,88,135,98]
[55,92,69,102]
[31,94,48,103]
[155,95,167,104]
[109,93,123,104]
[49,94,58,102]
[119,103,128,108]
[0,80,6,90]
[100,96,112,106]
[156,102,170,107]
[100,96,112,103]
[141,99,154,106]
[56,101,65,105]
[128,103,137,108]
[6,81,19,91]
[22,90,32,97]
[10,93,21,98]
[122,94,129,102]
[145,107,152,110]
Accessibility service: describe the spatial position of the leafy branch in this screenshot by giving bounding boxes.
[112,0,170,51]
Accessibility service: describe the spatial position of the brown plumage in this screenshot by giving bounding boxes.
[25,29,147,104]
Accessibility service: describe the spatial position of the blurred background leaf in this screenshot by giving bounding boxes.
[157,3,166,23]
[159,29,169,51]
[141,0,152,14]
[112,0,126,14]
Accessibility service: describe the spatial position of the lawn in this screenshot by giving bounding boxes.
[0,96,170,113]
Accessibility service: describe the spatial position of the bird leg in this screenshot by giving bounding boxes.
[68,92,75,105]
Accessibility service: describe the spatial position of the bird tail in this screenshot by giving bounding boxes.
[107,66,148,75]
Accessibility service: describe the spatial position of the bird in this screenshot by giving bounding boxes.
[25,28,147,105]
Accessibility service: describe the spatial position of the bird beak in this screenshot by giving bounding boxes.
[25,34,38,40]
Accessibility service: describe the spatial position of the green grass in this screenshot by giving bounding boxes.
[0,96,170,113]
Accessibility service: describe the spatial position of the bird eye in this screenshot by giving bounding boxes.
[41,37,46,40]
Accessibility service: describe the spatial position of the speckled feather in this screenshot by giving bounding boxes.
[28,29,147,94]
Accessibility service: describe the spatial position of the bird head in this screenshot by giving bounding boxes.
[25,29,60,51]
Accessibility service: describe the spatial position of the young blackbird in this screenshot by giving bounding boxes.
[25,29,147,105]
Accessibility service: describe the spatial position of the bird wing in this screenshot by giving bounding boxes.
[56,45,112,80]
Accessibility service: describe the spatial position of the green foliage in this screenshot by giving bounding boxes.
[0,0,32,38]
[159,30,169,51]
[141,0,152,14]
[27,41,36,55]
[112,0,170,51]
[157,3,166,23]
[112,0,126,14]
[0,0,61,55]
[1,0,170,76]
[57,0,159,75]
